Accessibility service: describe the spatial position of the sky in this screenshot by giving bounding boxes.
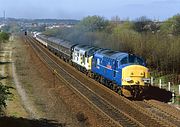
[0,0,180,20]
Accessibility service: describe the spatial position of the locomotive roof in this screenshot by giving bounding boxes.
[74,45,102,55]
[95,49,128,60]
[87,47,101,56]
[75,45,92,50]
[74,45,95,53]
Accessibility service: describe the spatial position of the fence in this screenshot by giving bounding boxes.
[151,77,180,104]
[150,77,179,95]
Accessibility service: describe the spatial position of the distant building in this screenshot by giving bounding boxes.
[0,24,5,29]
[46,24,73,29]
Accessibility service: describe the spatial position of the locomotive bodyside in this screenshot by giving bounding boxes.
[36,35,48,47]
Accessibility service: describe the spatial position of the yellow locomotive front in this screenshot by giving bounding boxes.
[121,65,151,98]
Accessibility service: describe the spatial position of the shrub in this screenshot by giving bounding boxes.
[0,82,13,111]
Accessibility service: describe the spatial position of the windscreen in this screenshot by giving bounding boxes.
[120,55,144,65]
[129,55,144,65]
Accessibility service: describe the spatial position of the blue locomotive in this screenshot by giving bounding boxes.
[92,50,150,97]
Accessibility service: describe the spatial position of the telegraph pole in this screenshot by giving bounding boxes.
[3,10,6,24]
[3,11,5,20]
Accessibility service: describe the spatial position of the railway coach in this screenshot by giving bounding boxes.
[36,34,77,62]
[36,34,48,47]
[47,37,77,62]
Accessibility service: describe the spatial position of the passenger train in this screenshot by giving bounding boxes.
[33,33,151,98]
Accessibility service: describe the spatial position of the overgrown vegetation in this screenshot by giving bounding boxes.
[43,14,180,84]
[0,32,10,43]
[0,32,12,113]
[0,82,12,111]
[0,32,10,50]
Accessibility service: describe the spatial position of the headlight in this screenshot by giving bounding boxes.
[125,77,132,82]
[142,78,150,83]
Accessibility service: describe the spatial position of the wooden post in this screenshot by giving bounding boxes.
[168,82,171,91]
[151,77,153,86]
[159,79,162,88]
[172,90,175,104]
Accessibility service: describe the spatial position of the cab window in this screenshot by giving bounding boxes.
[129,55,135,63]
[83,55,85,63]
[136,57,144,65]
[129,55,144,65]
[120,57,128,65]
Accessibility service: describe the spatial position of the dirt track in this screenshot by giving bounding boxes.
[12,36,87,126]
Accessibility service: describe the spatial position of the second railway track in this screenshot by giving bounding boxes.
[24,35,178,127]
[134,100,180,127]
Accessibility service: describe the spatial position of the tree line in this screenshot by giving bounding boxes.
[43,14,180,84]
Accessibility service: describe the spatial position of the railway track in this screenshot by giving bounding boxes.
[24,35,178,127]
[134,100,180,127]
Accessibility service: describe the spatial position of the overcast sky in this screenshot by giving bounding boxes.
[0,0,180,20]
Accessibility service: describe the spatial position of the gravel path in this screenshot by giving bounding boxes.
[11,62,40,118]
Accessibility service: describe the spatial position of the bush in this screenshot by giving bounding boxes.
[0,32,10,43]
[0,82,12,111]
